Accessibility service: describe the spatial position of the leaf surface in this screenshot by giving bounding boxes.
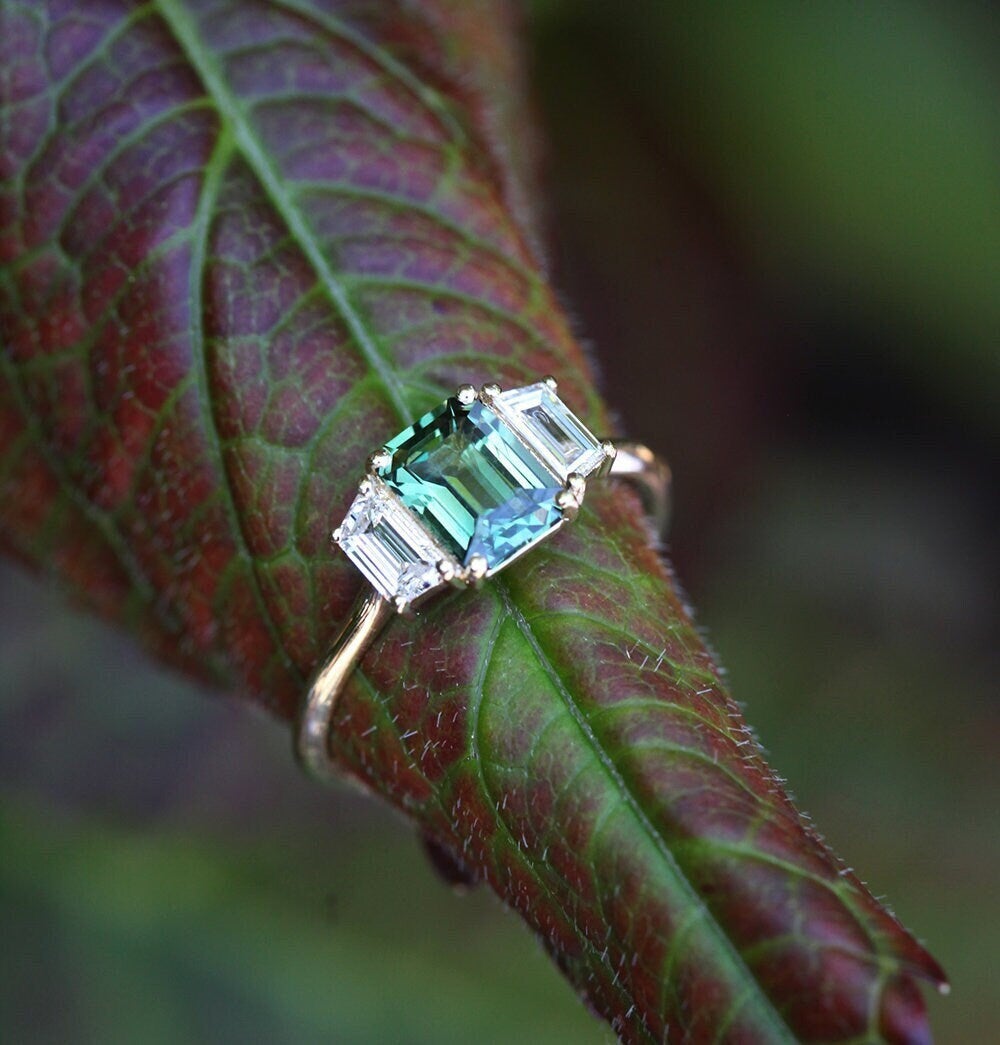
[0,2,945,1041]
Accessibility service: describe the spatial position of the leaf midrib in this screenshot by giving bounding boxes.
[469,610,656,1041]
[153,1,795,1038]
[496,587,795,1041]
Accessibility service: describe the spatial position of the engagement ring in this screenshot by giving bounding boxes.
[296,377,670,780]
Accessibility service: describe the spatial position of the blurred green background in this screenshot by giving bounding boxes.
[2,2,997,1042]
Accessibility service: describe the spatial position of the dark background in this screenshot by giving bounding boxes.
[2,3,997,1042]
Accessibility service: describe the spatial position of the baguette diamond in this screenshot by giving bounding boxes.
[336,480,452,604]
[489,381,607,480]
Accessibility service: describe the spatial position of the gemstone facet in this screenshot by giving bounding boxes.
[377,397,564,570]
[489,381,607,480]
[336,480,450,603]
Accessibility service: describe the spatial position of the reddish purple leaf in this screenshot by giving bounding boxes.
[0,2,946,1041]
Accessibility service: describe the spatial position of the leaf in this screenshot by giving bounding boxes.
[0,2,946,1042]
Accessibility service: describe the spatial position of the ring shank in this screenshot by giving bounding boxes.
[609,441,672,540]
[296,588,393,779]
[296,439,671,780]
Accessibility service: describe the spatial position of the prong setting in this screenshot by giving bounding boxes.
[597,439,617,478]
[556,487,581,521]
[437,558,456,583]
[556,472,586,521]
[456,383,477,406]
[465,554,488,584]
[367,449,391,472]
[543,374,558,391]
[481,382,501,399]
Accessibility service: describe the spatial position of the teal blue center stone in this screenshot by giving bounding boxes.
[378,397,563,569]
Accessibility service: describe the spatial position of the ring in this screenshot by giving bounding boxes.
[296,377,671,780]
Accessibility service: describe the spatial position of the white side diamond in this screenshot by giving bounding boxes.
[491,382,607,479]
[336,479,453,606]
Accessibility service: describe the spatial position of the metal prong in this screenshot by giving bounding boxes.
[332,526,343,543]
[566,472,586,501]
[543,375,558,391]
[358,478,372,495]
[456,384,477,406]
[596,439,618,478]
[466,553,488,583]
[556,488,580,521]
[367,449,391,472]
[437,558,456,583]
[394,596,409,614]
[481,382,501,398]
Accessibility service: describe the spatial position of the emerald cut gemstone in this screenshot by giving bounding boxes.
[377,397,563,570]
